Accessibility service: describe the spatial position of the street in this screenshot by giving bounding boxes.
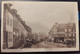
[31,41,67,48]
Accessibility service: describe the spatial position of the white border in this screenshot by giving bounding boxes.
[1,1,79,52]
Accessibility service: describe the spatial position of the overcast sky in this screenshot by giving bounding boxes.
[9,2,78,34]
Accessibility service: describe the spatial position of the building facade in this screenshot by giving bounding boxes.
[3,3,28,49]
[3,3,13,48]
[12,9,27,48]
[49,22,76,43]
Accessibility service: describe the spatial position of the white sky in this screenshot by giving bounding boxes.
[9,2,77,34]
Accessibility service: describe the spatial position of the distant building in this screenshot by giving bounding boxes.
[49,22,76,43]
[3,3,28,48]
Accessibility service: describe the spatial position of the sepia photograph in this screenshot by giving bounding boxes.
[1,1,79,52]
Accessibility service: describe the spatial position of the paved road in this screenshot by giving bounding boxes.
[31,41,67,48]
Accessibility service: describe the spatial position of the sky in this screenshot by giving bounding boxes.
[8,2,78,34]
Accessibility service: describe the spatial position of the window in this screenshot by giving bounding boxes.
[13,32,16,35]
[6,12,13,26]
[8,32,12,42]
[7,15,9,25]
[65,29,67,32]
[73,28,76,32]
[16,33,18,37]
[69,29,71,32]
[57,29,63,32]
[73,33,76,37]
[69,34,71,36]
[9,38,12,42]
[8,32,10,37]
[10,19,12,26]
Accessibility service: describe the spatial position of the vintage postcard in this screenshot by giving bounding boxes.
[1,1,79,52]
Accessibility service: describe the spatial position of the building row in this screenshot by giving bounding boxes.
[3,3,31,49]
[49,22,76,43]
